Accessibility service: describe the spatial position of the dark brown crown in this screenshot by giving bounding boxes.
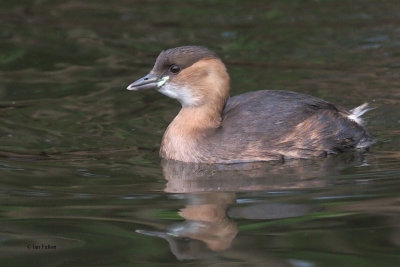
[152,46,219,74]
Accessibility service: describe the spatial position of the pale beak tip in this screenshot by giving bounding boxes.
[126,84,137,91]
[126,73,159,91]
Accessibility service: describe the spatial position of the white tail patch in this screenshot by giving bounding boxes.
[348,103,373,125]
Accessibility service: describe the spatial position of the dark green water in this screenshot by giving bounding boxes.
[1,0,400,266]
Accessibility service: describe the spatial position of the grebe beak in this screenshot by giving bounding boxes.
[126,73,159,91]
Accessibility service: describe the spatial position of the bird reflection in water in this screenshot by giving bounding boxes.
[136,153,367,261]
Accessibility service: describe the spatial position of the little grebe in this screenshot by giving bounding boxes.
[127,46,373,163]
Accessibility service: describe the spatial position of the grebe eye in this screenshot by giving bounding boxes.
[169,64,181,74]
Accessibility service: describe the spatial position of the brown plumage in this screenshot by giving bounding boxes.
[127,46,374,163]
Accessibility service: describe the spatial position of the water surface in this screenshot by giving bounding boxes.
[1,0,399,266]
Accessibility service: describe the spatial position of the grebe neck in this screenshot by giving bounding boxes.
[160,58,230,162]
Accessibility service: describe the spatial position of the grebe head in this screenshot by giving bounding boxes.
[127,46,230,108]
